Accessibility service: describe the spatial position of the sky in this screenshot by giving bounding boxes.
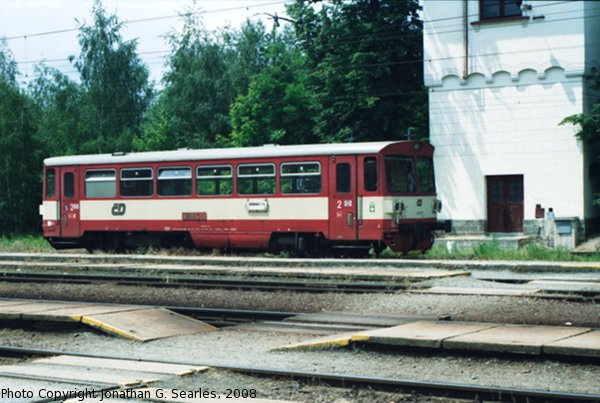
[0,0,293,85]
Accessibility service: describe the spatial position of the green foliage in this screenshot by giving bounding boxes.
[560,103,600,142]
[0,47,41,233]
[139,12,242,150]
[229,28,317,146]
[28,65,82,156]
[74,0,152,153]
[287,0,427,142]
[422,241,592,261]
[0,235,53,252]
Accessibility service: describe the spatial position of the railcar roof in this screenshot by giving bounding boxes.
[44,141,408,166]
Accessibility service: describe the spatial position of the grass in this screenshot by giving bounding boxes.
[0,234,54,252]
[417,239,600,261]
[1,234,600,262]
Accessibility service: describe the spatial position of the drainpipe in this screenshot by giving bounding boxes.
[463,0,469,79]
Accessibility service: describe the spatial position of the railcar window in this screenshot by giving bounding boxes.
[158,167,192,196]
[385,156,415,193]
[364,157,378,192]
[237,164,276,195]
[120,168,153,197]
[416,158,435,194]
[46,169,56,198]
[281,162,321,194]
[63,172,74,198]
[85,170,116,198]
[197,165,233,196]
[336,163,351,193]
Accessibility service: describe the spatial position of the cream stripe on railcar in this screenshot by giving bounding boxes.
[39,201,59,220]
[80,198,329,221]
[361,196,437,220]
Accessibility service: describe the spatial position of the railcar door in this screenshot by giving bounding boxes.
[59,167,81,238]
[328,156,358,240]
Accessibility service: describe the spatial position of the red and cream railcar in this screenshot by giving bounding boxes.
[39,141,448,254]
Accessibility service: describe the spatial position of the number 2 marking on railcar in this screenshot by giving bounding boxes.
[336,200,342,209]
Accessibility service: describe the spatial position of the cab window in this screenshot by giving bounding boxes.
[385,156,415,193]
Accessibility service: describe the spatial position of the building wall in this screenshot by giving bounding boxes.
[423,0,600,235]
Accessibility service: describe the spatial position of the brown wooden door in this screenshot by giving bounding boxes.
[486,175,523,233]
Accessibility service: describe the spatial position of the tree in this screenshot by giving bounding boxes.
[288,0,427,142]
[137,17,274,150]
[229,28,317,146]
[561,72,600,206]
[0,45,41,233]
[74,0,152,153]
[28,64,82,156]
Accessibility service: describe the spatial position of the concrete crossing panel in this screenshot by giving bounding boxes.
[81,308,216,341]
[543,330,600,357]
[443,324,591,354]
[352,321,497,348]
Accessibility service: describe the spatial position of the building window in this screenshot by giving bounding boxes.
[120,168,153,197]
[480,0,522,20]
[197,165,233,196]
[85,170,116,198]
[237,163,276,195]
[158,167,192,196]
[364,157,378,192]
[281,162,321,194]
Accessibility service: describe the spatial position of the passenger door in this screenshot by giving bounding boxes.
[329,156,357,240]
[59,167,81,238]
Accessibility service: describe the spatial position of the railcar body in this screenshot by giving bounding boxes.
[39,141,448,255]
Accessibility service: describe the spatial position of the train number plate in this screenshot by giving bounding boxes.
[182,212,207,221]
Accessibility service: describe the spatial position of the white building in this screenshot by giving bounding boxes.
[423,0,600,244]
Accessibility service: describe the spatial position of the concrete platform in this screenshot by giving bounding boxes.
[0,355,211,403]
[435,234,531,252]
[442,324,590,355]
[543,330,600,357]
[66,388,300,403]
[34,355,208,376]
[0,363,156,386]
[352,321,497,348]
[527,280,600,293]
[0,260,470,282]
[0,299,215,341]
[413,286,540,297]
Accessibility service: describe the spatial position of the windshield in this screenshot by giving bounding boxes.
[416,157,435,193]
[385,156,415,193]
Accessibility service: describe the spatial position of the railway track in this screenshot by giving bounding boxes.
[0,345,597,403]
[0,253,599,300]
[0,271,408,293]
